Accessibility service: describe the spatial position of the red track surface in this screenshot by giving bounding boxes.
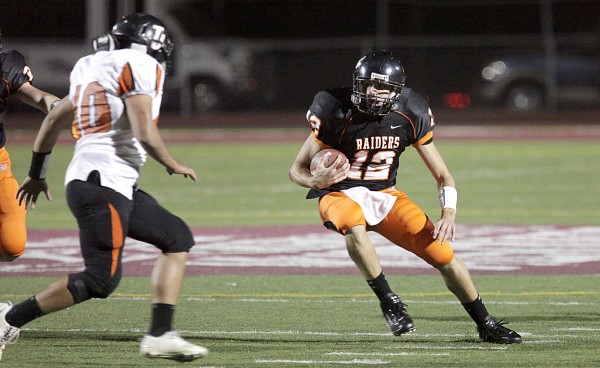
[2,225,599,276]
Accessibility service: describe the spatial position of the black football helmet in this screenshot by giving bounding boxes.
[92,13,174,72]
[351,51,406,116]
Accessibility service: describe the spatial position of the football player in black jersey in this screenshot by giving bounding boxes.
[289,50,521,344]
[0,31,60,262]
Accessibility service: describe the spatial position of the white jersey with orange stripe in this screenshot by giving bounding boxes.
[65,49,165,199]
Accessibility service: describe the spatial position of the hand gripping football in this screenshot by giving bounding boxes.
[310,149,347,175]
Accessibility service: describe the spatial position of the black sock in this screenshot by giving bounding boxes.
[367,272,394,302]
[149,303,175,337]
[462,295,490,326]
[5,296,45,328]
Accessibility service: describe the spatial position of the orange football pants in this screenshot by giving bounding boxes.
[0,147,27,259]
[318,187,455,268]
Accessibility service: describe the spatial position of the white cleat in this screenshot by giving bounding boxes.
[140,331,208,362]
[0,302,21,362]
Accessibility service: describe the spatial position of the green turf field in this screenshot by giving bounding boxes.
[0,275,598,367]
[7,138,600,228]
[2,136,599,367]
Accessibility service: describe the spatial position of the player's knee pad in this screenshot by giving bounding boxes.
[163,217,195,253]
[0,237,26,261]
[0,253,20,262]
[67,271,122,304]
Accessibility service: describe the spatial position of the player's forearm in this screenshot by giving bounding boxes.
[33,99,72,152]
[16,84,60,115]
[289,163,315,188]
[289,162,344,190]
[138,133,179,171]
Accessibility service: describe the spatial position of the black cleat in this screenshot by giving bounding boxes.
[478,315,522,344]
[380,293,415,336]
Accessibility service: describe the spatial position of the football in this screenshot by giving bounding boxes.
[310,149,347,175]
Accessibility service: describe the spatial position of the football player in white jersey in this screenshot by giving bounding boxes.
[1,13,207,362]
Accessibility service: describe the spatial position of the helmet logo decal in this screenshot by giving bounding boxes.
[102,13,174,73]
[370,72,389,82]
[149,25,167,51]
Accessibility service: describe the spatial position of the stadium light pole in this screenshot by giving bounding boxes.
[375,0,390,50]
[85,0,108,44]
[540,0,558,111]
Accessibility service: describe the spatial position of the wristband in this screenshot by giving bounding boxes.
[29,151,52,180]
[439,186,457,211]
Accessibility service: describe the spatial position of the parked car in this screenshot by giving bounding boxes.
[476,53,600,111]
[145,0,270,113]
[5,1,269,114]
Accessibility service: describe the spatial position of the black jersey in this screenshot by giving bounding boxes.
[306,86,435,198]
[0,50,34,147]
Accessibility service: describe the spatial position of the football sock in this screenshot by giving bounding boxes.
[367,272,394,302]
[5,296,45,328]
[462,295,490,326]
[149,303,175,337]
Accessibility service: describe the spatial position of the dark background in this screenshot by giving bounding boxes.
[2,0,599,114]
[4,1,598,40]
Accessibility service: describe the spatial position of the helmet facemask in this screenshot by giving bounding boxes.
[352,78,402,116]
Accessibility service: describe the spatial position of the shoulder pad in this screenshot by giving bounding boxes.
[310,87,353,121]
[1,50,27,70]
[398,87,430,116]
[0,50,33,86]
